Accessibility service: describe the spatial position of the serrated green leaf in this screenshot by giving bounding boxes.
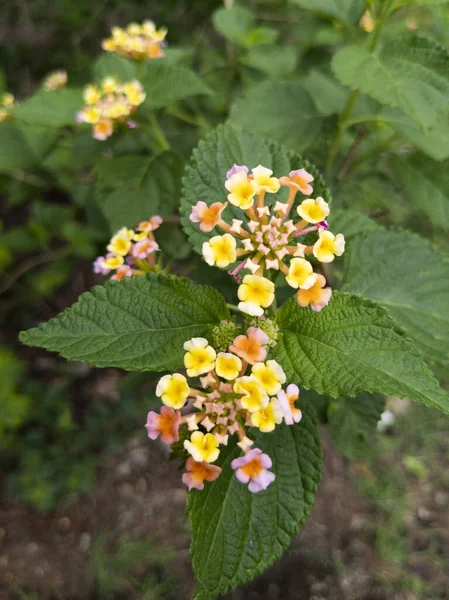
[327,208,381,239]
[332,37,449,129]
[180,124,331,254]
[390,153,449,230]
[12,88,82,127]
[0,123,34,172]
[140,62,211,110]
[92,53,137,82]
[328,392,385,458]
[241,46,297,76]
[229,81,324,153]
[95,151,184,231]
[212,5,254,44]
[188,400,322,599]
[273,292,449,414]
[19,273,230,371]
[290,0,365,26]
[341,229,449,364]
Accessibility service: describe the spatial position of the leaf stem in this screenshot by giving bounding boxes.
[149,112,171,151]
[226,303,240,312]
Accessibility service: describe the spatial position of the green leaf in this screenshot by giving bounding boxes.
[391,153,449,230]
[12,88,82,127]
[188,400,322,599]
[180,124,331,254]
[332,37,449,129]
[327,208,381,240]
[328,392,385,458]
[19,273,230,371]
[241,46,297,76]
[92,53,137,82]
[229,81,324,153]
[290,0,365,27]
[0,123,34,172]
[141,62,211,110]
[397,0,449,5]
[95,151,184,231]
[273,292,449,414]
[341,229,449,365]
[212,5,255,44]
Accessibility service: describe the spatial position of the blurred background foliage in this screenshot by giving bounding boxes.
[1,0,449,598]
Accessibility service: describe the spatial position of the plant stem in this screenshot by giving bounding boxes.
[346,133,398,174]
[226,303,240,312]
[326,0,396,173]
[149,113,171,150]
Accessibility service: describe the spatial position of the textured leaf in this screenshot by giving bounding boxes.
[141,62,211,110]
[328,208,380,240]
[95,151,184,231]
[290,0,365,26]
[273,292,449,414]
[229,82,324,153]
[332,37,449,129]
[180,124,331,254]
[342,229,449,364]
[12,88,82,127]
[19,274,229,371]
[0,123,34,172]
[188,400,322,599]
[92,53,137,82]
[328,392,385,458]
[241,46,297,76]
[391,153,449,230]
[212,5,254,44]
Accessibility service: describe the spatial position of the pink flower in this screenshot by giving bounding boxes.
[137,216,163,233]
[277,384,302,425]
[229,327,269,365]
[231,448,275,493]
[190,201,227,232]
[145,406,181,445]
[93,256,111,275]
[182,457,222,490]
[132,238,159,259]
[226,164,249,179]
[110,265,133,281]
[288,168,314,196]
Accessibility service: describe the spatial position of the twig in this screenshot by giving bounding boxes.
[337,129,367,181]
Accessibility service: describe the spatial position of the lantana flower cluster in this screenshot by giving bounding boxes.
[0,92,15,122]
[190,164,345,316]
[146,330,302,494]
[77,77,146,140]
[93,216,163,281]
[102,21,167,61]
[43,70,68,91]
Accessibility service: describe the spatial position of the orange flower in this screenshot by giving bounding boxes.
[146,406,181,444]
[229,327,269,365]
[182,457,222,490]
[190,201,227,232]
[296,274,332,312]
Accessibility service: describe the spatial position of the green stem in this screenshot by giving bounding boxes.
[226,303,240,312]
[149,112,170,150]
[326,0,396,173]
[346,133,399,174]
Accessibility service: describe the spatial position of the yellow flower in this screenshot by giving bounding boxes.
[107,228,134,256]
[183,337,216,377]
[313,230,345,263]
[101,76,119,94]
[83,84,101,105]
[184,431,220,463]
[103,100,130,119]
[250,400,283,433]
[237,275,275,317]
[251,165,280,193]
[225,171,259,210]
[156,373,190,409]
[93,119,114,141]
[297,197,330,224]
[44,70,67,91]
[215,352,242,380]
[251,360,286,396]
[234,376,269,413]
[103,255,124,270]
[127,22,142,35]
[202,234,236,268]
[123,81,146,106]
[102,38,116,52]
[286,258,317,290]
[1,93,14,107]
[360,10,375,32]
[0,108,9,122]
[81,106,101,124]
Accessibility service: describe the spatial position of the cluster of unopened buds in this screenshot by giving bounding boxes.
[43,70,68,91]
[0,92,15,122]
[93,216,163,281]
[77,77,146,140]
[146,329,302,493]
[190,164,345,316]
[102,21,167,60]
